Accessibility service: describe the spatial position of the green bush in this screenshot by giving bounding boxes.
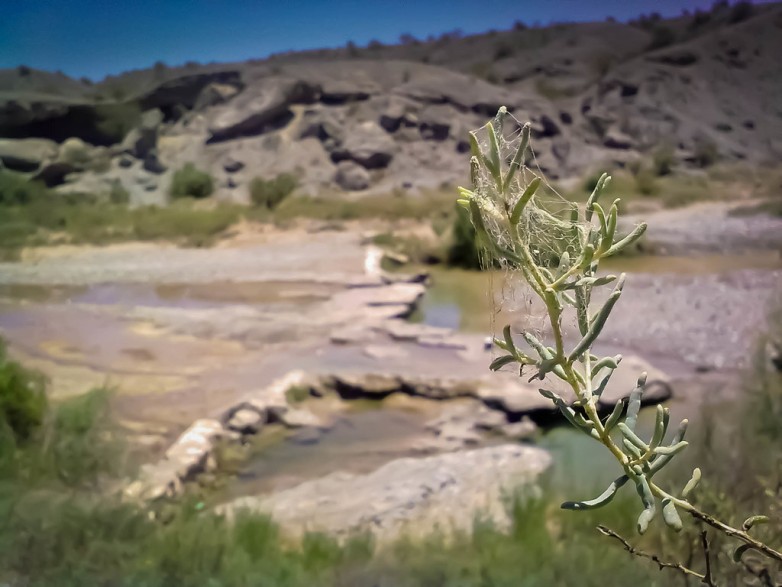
[447,205,481,269]
[633,166,659,196]
[0,340,47,446]
[693,138,719,167]
[109,180,130,204]
[651,143,675,176]
[249,174,297,209]
[170,164,215,200]
[0,170,50,206]
[94,102,142,143]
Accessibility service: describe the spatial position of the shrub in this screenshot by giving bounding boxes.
[647,25,676,50]
[652,143,675,176]
[446,205,481,269]
[693,138,719,167]
[0,170,50,206]
[170,163,214,200]
[0,340,47,446]
[94,102,142,143]
[634,166,659,196]
[249,173,297,209]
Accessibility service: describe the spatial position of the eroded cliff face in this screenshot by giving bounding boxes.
[1,3,780,204]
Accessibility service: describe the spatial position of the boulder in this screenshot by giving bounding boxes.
[330,121,397,169]
[208,78,318,142]
[334,160,370,191]
[379,96,418,133]
[164,419,229,482]
[142,148,167,174]
[227,408,264,434]
[418,105,452,141]
[120,108,164,159]
[222,444,551,541]
[194,82,241,110]
[0,138,58,172]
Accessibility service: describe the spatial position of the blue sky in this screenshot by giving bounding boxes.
[0,0,740,80]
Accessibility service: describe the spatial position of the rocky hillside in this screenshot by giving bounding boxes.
[0,1,780,205]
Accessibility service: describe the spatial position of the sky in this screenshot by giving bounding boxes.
[0,0,751,80]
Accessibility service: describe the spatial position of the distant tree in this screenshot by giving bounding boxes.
[80,76,93,86]
[399,33,418,45]
[346,41,359,58]
[367,39,383,50]
[513,20,528,31]
[16,65,31,77]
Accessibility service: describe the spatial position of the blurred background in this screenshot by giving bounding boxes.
[0,1,781,586]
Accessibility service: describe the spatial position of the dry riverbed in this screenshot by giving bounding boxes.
[0,205,780,538]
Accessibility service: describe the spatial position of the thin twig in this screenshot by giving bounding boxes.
[597,525,706,582]
[739,557,777,587]
[700,531,717,587]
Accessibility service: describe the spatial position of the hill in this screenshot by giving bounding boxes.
[0,1,779,205]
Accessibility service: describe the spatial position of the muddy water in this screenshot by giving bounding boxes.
[412,251,782,333]
[223,404,437,499]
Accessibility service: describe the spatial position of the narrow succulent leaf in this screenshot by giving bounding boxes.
[486,122,502,188]
[469,133,482,160]
[575,275,617,288]
[742,515,769,531]
[624,372,648,431]
[456,199,470,209]
[623,438,643,459]
[635,476,656,534]
[470,156,481,187]
[593,203,608,237]
[604,201,619,251]
[652,441,689,456]
[605,223,647,257]
[561,291,577,306]
[618,422,650,451]
[503,325,516,354]
[523,331,552,360]
[568,275,626,362]
[561,475,629,510]
[579,243,595,271]
[648,419,689,475]
[509,177,541,225]
[585,172,609,221]
[457,186,475,198]
[682,468,702,498]
[603,398,626,434]
[593,368,616,400]
[733,544,753,563]
[662,498,683,532]
[591,355,622,379]
[503,123,530,192]
[649,405,666,451]
[575,287,589,336]
[490,355,517,371]
[662,407,670,439]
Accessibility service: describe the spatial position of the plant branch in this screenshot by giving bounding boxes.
[596,525,707,582]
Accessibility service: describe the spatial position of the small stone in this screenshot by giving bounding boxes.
[223,157,245,173]
[290,427,323,445]
[227,408,264,434]
[273,408,326,429]
[499,417,538,440]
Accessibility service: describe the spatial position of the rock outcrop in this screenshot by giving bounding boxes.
[220,444,551,541]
